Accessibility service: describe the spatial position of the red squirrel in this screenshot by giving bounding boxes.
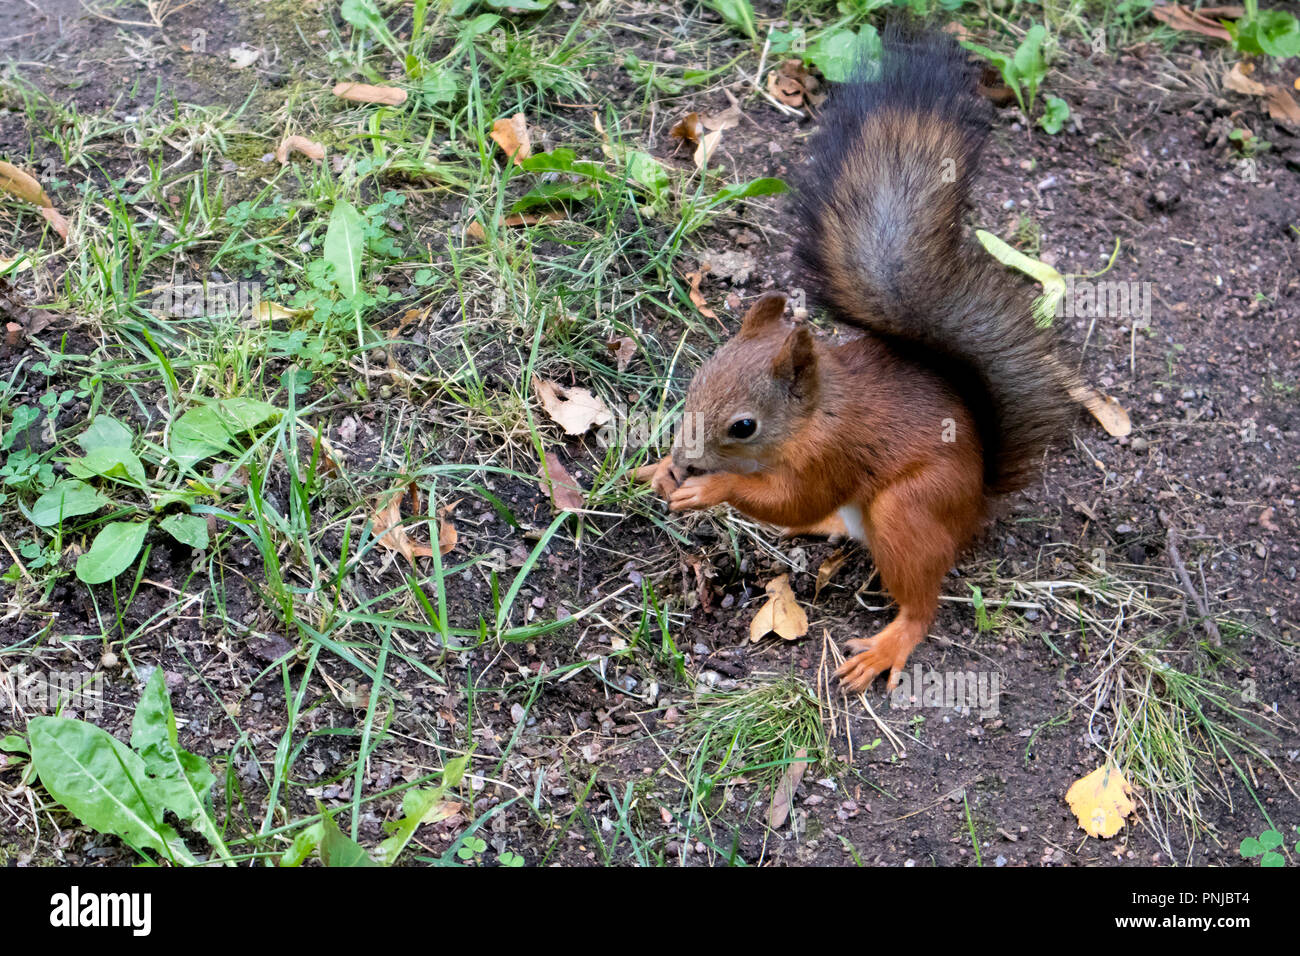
[639,26,1075,694]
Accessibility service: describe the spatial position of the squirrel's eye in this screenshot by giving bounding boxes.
[728,418,758,440]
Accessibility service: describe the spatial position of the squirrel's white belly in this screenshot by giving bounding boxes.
[837,503,867,542]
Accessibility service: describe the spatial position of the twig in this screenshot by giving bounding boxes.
[1161,516,1222,647]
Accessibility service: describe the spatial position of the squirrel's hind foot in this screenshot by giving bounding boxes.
[836,618,928,693]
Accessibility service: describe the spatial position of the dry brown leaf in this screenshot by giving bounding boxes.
[437,508,458,555]
[1069,383,1132,437]
[419,799,462,826]
[1194,5,1244,17]
[1149,4,1232,42]
[683,554,713,612]
[539,452,585,512]
[702,99,743,132]
[606,336,637,372]
[39,206,69,241]
[332,82,408,106]
[533,376,613,435]
[694,128,724,170]
[766,59,820,108]
[0,161,51,207]
[1265,84,1300,126]
[0,161,68,241]
[1223,62,1267,96]
[814,549,848,602]
[463,211,566,243]
[490,113,532,166]
[685,268,717,320]
[370,486,434,566]
[275,135,326,164]
[504,211,565,228]
[669,112,704,146]
[750,574,809,642]
[1215,63,1300,126]
[942,20,973,44]
[388,307,428,339]
[1065,765,1136,838]
[766,747,808,829]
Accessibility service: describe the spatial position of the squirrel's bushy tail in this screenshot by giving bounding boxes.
[797,23,1072,493]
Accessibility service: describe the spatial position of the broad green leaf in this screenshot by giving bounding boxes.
[66,446,147,487]
[160,513,210,550]
[702,0,757,41]
[340,0,402,55]
[77,415,134,455]
[30,479,111,527]
[130,669,229,863]
[1039,95,1069,135]
[318,806,379,867]
[622,151,671,203]
[280,821,325,867]
[511,181,596,213]
[809,25,880,83]
[323,200,365,299]
[1227,10,1300,58]
[1239,836,1265,857]
[483,0,552,9]
[0,734,29,755]
[1012,24,1046,81]
[75,520,149,584]
[420,68,460,104]
[169,399,278,470]
[457,13,500,39]
[710,177,788,207]
[521,149,611,182]
[29,715,196,864]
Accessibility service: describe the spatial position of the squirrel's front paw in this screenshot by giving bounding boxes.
[633,455,685,501]
[668,474,730,512]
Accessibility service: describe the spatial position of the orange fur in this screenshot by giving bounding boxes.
[647,295,988,693]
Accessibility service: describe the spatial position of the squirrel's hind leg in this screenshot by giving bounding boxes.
[835,469,982,693]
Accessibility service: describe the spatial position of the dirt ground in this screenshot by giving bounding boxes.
[0,1,1297,867]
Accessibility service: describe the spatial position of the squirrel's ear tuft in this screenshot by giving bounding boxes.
[772,325,816,390]
[739,292,788,337]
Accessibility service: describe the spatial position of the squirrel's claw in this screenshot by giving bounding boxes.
[836,626,921,693]
[634,455,685,501]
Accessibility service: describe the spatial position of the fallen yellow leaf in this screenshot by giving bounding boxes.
[1066,765,1135,838]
